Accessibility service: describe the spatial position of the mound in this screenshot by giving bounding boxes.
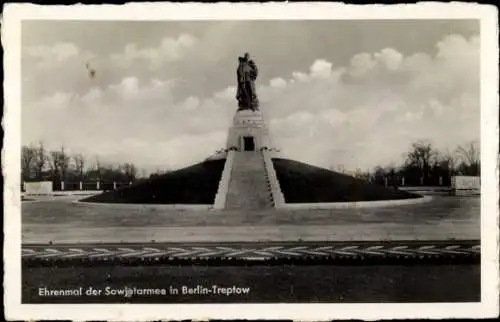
[272,158,420,203]
[82,159,225,204]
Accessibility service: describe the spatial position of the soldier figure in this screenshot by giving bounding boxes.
[236,52,259,111]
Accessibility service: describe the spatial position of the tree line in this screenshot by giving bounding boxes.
[21,141,144,187]
[22,139,480,189]
[348,140,480,187]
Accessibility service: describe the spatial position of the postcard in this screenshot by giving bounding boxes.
[3,2,499,320]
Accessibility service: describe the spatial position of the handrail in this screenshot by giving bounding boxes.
[261,150,285,208]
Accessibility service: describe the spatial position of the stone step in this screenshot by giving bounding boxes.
[225,151,273,210]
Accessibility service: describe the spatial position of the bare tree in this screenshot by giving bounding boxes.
[384,165,398,185]
[21,144,37,181]
[373,166,387,181]
[139,168,148,179]
[59,146,70,181]
[330,164,346,174]
[49,150,61,179]
[34,141,47,180]
[438,149,458,176]
[95,156,103,181]
[121,163,137,181]
[49,146,70,181]
[354,168,372,182]
[456,141,480,175]
[405,141,437,184]
[73,154,86,181]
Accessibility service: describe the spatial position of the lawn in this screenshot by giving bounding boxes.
[81,157,422,205]
[273,158,420,203]
[82,159,225,204]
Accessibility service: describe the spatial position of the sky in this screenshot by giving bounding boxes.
[21,20,480,173]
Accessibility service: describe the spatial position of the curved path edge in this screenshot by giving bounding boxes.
[281,195,433,209]
[72,198,213,210]
[71,195,432,210]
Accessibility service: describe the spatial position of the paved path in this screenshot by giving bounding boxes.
[22,222,479,244]
[22,196,479,244]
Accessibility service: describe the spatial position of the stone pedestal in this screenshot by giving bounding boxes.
[226,110,271,151]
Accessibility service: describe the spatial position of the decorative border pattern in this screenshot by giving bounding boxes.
[22,241,480,264]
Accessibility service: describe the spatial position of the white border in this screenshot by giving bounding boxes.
[3,2,499,320]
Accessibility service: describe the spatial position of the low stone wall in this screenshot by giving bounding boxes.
[24,181,53,195]
[398,186,452,196]
[451,176,480,196]
[280,196,433,210]
[262,150,285,208]
[53,190,102,196]
[213,151,235,209]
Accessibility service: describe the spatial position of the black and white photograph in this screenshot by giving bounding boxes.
[3,2,499,320]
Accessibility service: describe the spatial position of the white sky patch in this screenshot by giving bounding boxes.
[111,33,198,70]
[269,77,287,88]
[214,86,237,100]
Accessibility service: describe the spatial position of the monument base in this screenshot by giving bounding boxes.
[226,110,271,152]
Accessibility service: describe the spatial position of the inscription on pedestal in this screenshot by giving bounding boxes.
[226,110,270,151]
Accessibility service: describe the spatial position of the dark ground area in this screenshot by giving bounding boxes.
[78,157,420,205]
[23,263,479,303]
[82,159,225,204]
[273,158,420,203]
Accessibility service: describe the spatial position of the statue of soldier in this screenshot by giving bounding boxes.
[236,52,259,111]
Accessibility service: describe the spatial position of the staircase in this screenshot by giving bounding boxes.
[225,151,274,210]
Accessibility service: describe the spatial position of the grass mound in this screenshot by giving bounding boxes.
[272,158,420,203]
[82,159,225,204]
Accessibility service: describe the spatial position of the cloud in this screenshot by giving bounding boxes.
[348,53,376,78]
[269,77,287,89]
[292,71,310,82]
[310,59,333,79]
[375,48,404,71]
[257,34,480,170]
[214,86,237,100]
[22,74,235,171]
[22,33,479,173]
[81,87,103,108]
[111,34,198,69]
[24,42,95,70]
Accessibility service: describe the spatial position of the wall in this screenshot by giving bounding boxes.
[25,181,53,195]
[451,176,481,195]
[213,151,235,209]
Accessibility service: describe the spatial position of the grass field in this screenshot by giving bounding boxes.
[273,158,419,202]
[22,196,479,243]
[82,159,225,204]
